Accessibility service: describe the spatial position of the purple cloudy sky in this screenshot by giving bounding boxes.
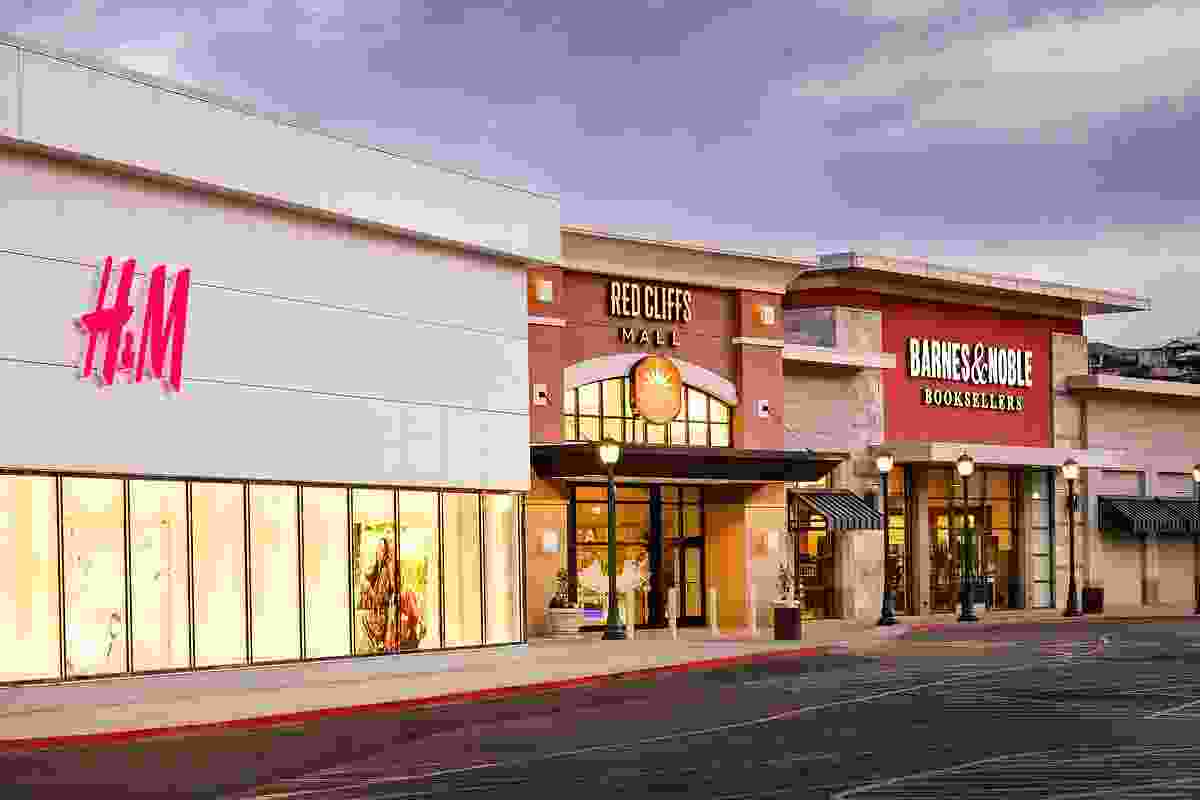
[5,1,1198,347]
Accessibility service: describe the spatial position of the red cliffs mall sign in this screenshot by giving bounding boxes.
[75,256,193,393]
[907,337,1033,413]
[631,355,682,424]
[609,280,693,348]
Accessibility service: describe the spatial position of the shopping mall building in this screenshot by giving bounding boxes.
[2,34,1198,686]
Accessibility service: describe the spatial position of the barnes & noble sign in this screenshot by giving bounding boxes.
[907,337,1033,413]
[608,279,693,348]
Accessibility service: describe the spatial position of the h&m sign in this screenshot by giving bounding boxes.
[907,337,1033,414]
[75,256,193,393]
[609,279,692,348]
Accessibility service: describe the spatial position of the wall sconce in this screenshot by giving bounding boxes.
[766,529,780,553]
[533,384,550,406]
[756,304,776,325]
[535,279,554,303]
[541,529,559,554]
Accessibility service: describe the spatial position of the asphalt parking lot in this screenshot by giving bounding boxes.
[3,619,1199,799]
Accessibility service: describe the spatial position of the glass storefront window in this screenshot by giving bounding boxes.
[352,489,396,656]
[687,388,708,422]
[192,483,247,668]
[397,491,440,651]
[484,494,522,645]
[0,476,60,682]
[443,493,483,648]
[302,487,350,659]
[710,424,730,447]
[129,480,189,673]
[578,383,600,416]
[250,485,300,663]
[62,477,127,678]
[1029,469,1054,609]
[603,379,622,418]
[564,378,732,448]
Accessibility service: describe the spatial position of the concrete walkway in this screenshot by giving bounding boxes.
[0,603,1194,747]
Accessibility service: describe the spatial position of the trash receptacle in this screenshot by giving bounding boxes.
[772,603,802,640]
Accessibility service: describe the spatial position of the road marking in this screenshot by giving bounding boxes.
[1145,696,1200,719]
[233,661,1050,800]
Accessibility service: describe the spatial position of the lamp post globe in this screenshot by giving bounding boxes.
[876,452,896,626]
[597,439,626,640]
[1193,464,1199,615]
[956,453,977,622]
[1062,458,1080,617]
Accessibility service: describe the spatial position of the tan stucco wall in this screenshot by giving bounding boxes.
[706,500,749,630]
[783,364,883,456]
[1091,536,1143,607]
[1158,539,1197,605]
[837,529,884,621]
[525,475,569,635]
[1085,394,1200,455]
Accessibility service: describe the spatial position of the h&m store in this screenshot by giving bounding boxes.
[3,34,1199,689]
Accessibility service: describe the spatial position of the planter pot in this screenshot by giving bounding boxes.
[1082,586,1104,614]
[772,603,802,641]
[546,607,584,639]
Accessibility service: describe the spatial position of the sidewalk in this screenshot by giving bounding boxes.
[0,604,1193,748]
[0,621,884,748]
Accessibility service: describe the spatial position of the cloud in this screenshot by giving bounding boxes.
[794,2,1200,130]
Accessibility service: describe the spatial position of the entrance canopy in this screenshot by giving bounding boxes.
[1099,496,1198,536]
[790,491,883,531]
[531,443,840,483]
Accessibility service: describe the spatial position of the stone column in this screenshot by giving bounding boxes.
[911,466,931,616]
[1143,532,1160,606]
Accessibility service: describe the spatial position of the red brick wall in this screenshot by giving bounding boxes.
[735,344,783,449]
[528,322,564,442]
[559,271,737,381]
[787,288,1075,447]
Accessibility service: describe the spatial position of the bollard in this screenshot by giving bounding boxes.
[707,587,719,636]
[668,587,679,640]
[748,583,757,636]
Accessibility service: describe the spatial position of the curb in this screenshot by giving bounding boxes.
[905,614,1200,634]
[0,643,836,752]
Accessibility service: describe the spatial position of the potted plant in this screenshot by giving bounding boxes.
[1082,579,1104,614]
[546,568,584,639]
[772,541,802,640]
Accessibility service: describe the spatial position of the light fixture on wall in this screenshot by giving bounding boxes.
[541,530,559,554]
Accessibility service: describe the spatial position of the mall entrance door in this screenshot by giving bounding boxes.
[570,484,705,629]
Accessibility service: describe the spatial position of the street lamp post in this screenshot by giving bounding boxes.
[598,438,626,640]
[956,453,977,623]
[876,452,897,626]
[1193,464,1200,616]
[1062,458,1080,617]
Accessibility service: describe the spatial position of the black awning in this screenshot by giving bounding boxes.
[791,491,883,531]
[530,443,841,483]
[1160,498,1199,531]
[1099,496,1193,536]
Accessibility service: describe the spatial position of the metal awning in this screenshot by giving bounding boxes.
[530,443,842,483]
[791,491,883,531]
[1099,496,1194,535]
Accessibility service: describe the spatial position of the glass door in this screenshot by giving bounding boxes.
[678,540,705,624]
[929,508,985,612]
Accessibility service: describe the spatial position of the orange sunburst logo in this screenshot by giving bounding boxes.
[632,356,682,426]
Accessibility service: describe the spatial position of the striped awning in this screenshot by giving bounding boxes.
[1099,496,1195,535]
[791,491,883,531]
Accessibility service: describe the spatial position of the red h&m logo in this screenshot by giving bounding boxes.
[75,256,192,392]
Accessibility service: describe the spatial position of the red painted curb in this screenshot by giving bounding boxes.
[906,615,1200,633]
[0,643,829,752]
